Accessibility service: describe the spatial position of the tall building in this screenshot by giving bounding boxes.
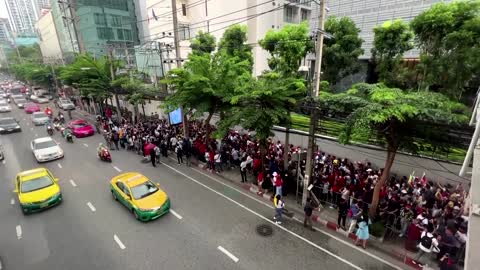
[142,0,313,76]
[0,18,12,43]
[4,0,40,35]
[35,9,63,64]
[75,0,140,59]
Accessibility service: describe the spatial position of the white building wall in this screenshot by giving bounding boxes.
[35,10,63,63]
[144,0,313,76]
[314,0,453,59]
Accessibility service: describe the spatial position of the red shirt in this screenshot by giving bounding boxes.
[253,159,261,170]
[275,176,283,187]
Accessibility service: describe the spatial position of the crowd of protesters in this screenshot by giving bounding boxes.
[95,110,467,269]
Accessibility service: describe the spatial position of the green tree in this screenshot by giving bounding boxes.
[321,83,469,216]
[163,26,252,140]
[372,19,414,88]
[11,63,52,87]
[410,0,480,99]
[7,44,43,64]
[218,72,306,159]
[59,54,123,116]
[322,16,364,85]
[259,22,313,168]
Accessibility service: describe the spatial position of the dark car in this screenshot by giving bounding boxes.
[15,98,27,108]
[0,117,21,134]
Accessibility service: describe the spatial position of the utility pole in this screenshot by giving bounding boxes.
[108,45,122,121]
[68,0,85,53]
[170,0,189,138]
[302,0,327,206]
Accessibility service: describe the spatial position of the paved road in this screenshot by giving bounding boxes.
[0,104,405,270]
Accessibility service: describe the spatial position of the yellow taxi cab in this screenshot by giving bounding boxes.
[14,168,62,214]
[110,172,170,222]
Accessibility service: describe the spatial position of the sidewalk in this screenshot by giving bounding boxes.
[190,160,441,270]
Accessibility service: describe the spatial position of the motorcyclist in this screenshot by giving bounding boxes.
[62,127,72,138]
[45,106,53,118]
[58,111,65,123]
[97,143,108,156]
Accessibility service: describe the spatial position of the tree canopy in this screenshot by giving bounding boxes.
[322,16,364,85]
[321,83,469,215]
[411,0,480,99]
[372,19,414,88]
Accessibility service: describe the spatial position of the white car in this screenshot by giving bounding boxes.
[59,99,75,110]
[0,100,11,112]
[32,112,49,125]
[31,137,64,162]
[31,95,49,104]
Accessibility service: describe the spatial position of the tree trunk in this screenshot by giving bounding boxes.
[369,146,397,217]
[204,111,214,143]
[114,94,121,121]
[283,125,290,171]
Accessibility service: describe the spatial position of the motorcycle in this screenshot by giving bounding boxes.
[59,114,65,124]
[61,128,73,143]
[53,122,62,131]
[98,148,112,162]
[7,98,10,103]
[46,124,54,136]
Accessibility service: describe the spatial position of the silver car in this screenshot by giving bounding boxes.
[59,99,75,110]
[32,112,50,125]
[0,100,11,112]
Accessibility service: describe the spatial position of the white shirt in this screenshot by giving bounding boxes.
[214,154,221,163]
[240,161,247,170]
[419,232,438,253]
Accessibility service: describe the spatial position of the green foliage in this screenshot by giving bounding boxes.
[7,44,43,64]
[322,16,364,85]
[190,31,216,55]
[113,77,158,105]
[11,63,52,87]
[59,54,121,100]
[372,20,414,88]
[162,27,252,137]
[259,22,314,75]
[322,83,469,152]
[410,0,480,99]
[218,72,306,143]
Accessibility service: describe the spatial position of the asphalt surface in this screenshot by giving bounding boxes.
[0,104,405,270]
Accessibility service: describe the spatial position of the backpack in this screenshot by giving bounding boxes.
[420,234,433,249]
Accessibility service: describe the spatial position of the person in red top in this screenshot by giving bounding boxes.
[105,107,112,119]
[275,174,283,196]
[405,218,423,251]
[257,171,264,192]
[252,157,261,176]
[209,148,215,171]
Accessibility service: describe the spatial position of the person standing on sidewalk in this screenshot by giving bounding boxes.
[273,194,285,225]
[240,158,248,183]
[354,216,370,249]
[154,145,161,164]
[338,198,348,230]
[111,130,120,150]
[175,142,183,164]
[348,200,362,233]
[303,197,315,231]
[274,172,283,196]
[150,146,157,167]
[413,226,439,266]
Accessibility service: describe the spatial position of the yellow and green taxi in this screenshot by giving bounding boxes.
[14,168,62,214]
[110,172,170,222]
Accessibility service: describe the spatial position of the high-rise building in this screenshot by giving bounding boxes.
[35,9,63,64]
[0,18,12,43]
[4,0,40,35]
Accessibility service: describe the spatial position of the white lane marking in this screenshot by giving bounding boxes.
[190,166,403,270]
[217,246,239,263]
[83,143,88,147]
[169,209,183,220]
[2,160,5,164]
[162,163,363,270]
[16,225,22,240]
[113,166,122,172]
[113,234,126,250]
[57,163,62,169]
[86,202,96,212]
[69,179,77,187]
[10,199,14,205]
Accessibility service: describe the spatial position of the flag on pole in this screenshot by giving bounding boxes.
[420,172,427,186]
[152,9,158,21]
[408,171,415,186]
